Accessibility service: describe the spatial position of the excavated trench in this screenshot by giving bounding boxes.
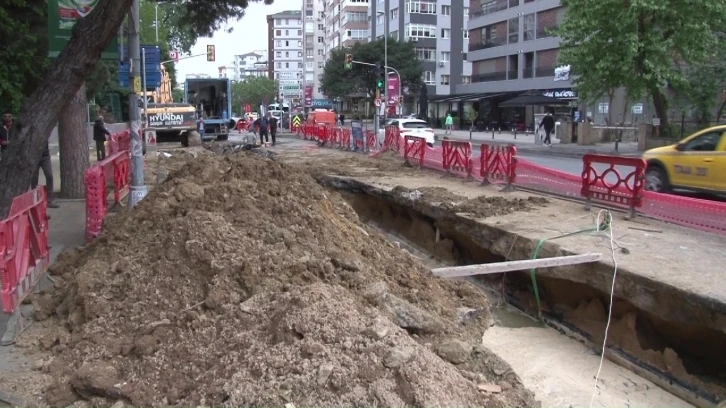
[319,175,726,408]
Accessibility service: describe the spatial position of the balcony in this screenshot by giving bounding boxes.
[507,69,518,80]
[472,71,507,82]
[536,25,558,39]
[522,66,534,78]
[472,0,508,18]
[535,66,555,77]
[468,38,507,51]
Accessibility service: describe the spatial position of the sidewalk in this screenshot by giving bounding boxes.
[435,129,641,159]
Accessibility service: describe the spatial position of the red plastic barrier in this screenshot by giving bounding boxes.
[339,128,351,150]
[365,130,378,153]
[480,144,517,190]
[442,140,473,178]
[108,130,131,154]
[84,151,131,242]
[404,136,426,167]
[515,159,583,199]
[581,154,647,217]
[382,126,401,153]
[315,124,329,143]
[641,191,726,234]
[0,187,50,314]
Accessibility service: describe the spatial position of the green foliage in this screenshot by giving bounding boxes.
[682,33,726,125]
[0,0,49,114]
[557,0,726,129]
[171,0,274,39]
[320,39,423,99]
[231,77,278,113]
[172,88,185,103]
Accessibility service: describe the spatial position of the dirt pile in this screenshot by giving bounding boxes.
[36,154,538,407]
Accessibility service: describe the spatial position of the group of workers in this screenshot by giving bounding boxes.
[234,113,279,146]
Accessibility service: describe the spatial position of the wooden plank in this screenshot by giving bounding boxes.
[431,253,602,278]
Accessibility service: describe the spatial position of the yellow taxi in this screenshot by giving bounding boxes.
[643,125,726,194]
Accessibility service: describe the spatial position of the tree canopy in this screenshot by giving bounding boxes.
[320,39,423,99]
[557,0,726,134]
[231,77,279,114]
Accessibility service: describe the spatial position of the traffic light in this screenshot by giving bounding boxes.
[376,64,384,89]
[207,45,216,62]
[345,54,353,69]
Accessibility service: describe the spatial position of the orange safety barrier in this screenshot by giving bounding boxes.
[108,130,131,155]
[84,151,131,242]
[382,126,401,153]
[0,187,50,314]
[480,144,518,191]
[404,136,427,168]
[442,140,473,178]
[339,128,351,150]
[365,130,378,153]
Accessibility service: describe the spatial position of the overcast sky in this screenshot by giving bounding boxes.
[175,2,293,79]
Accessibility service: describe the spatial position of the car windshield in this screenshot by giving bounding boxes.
[402,121,428,129]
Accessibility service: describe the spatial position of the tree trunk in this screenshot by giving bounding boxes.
[58,82,90,199]
[651,87,670,137]
[0,0,133,218]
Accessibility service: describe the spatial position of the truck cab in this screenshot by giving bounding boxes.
[184,78,232,141]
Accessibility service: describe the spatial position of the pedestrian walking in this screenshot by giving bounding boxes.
[268,113,278,146]
[31,139,59,208]
[93,115,111,161]
[196,112,205,140]
[445,113,453,134]
[538,112,555,147]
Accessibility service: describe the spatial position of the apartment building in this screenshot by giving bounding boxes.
[325,0,371,61]
[267,10,304,105]
[301,0,328,107]
[233,52,268,80]
[369,0,472,98]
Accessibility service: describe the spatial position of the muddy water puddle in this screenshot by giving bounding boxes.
[358,203,692,408]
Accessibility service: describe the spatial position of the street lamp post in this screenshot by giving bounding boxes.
[155,3,158,42]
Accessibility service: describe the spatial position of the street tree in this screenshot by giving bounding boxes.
[320,39,423,100]
[231,77,279,114]
[557,0,726,136]
[682,32,726,125]
[0,0,276,217]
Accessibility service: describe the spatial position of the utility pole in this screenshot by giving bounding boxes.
[128,0,147,207]
[383,0,389,120]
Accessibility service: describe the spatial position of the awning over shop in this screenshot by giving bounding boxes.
[428,93,477,103]
[429,92,511,103]
[499,90,572,108]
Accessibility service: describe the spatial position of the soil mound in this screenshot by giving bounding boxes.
[39,154,538,407]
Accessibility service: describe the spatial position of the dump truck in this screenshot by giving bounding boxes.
[184,77,231,141]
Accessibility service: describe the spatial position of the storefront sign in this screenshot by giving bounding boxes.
[48,0,118,59]
[542,89,578,99]
[554,65,571,82]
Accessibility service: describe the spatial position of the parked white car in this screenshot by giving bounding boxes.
[377,119,435,147]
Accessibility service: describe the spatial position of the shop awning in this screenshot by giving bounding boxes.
[499,91,572,108]
[428,93,477,103]
[429,92,511,103]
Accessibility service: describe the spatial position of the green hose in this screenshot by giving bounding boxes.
[529,213,611,320]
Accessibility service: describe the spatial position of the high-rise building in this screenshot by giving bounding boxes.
[324,0,371,60]
[267,10,304,105]
[369,0,472,99]
[232,52,269,80]
[301,0,328,107]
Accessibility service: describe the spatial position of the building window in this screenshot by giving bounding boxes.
[440,51,451,63]
[285,51,289,57]
[441,5,451,15]
[318,87,323,94]
[463,29,469,39]
[318,11,324,18]
[318,36,324,43]
[462,75,471,84]
[376,13,385,25]
[276,51,281,57]
[299,62,303,68]
[346,11,367,22]
[523,13,535,41]
[318,23,324,30]
[285,40,289,46]
[422,71,435,85]
[298,30,302,35]
[318,62,324,68]
[285,29,289,35]
[285,62,289,68]
[306,9,313,16]
[390,30,398,40]
[440,75,450,85]
[406,0,436,14]
[276,41,281,47]
[318,49,324,56]
[405,23,436,40]
[345,29,368,40]
[305,49,313,58]
[285,19,289,25]
[415,47,436,61]
[508,17,519,44]
[276,62,281,68]
[390,8,399,20]
[298,51,303,57]
[298,40,302,47]
[275,19,281,25]
[276,30,281,36]
[441,28,450,39]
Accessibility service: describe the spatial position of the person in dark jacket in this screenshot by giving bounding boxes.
[268,113,278,146]
[538,112,556,147]
[93,115,111,161]
[31,140,59,208]
[258,116,269,145]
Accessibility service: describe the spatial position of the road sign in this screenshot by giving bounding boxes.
[374,98,382,107]
[169,51,179,62]
[631,103,643,114]
[652,118,661,127]
[292,114,302,128]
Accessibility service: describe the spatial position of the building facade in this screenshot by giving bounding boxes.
[302,0,328,105]
[233,52,269,80]
[369,0,472,98]
[267,10,304,104]
[325,0,371,60]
